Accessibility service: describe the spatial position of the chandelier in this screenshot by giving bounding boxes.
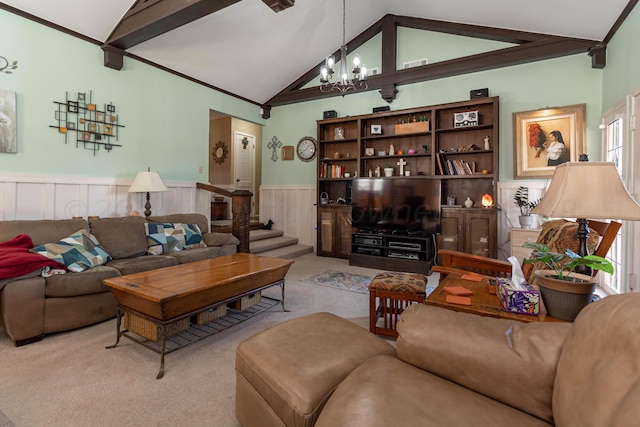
[319,0,367,95]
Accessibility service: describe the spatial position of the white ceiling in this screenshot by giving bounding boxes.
[3,0,632,105]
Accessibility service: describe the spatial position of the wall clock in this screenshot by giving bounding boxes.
[296,136,317,162]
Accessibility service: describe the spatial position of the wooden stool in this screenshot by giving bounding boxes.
[369,271,427,338]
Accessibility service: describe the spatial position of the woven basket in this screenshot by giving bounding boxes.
[124,313,189,341]
[228,291,261,311]
[192,305,227,325]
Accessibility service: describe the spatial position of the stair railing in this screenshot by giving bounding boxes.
[196,183,252,253]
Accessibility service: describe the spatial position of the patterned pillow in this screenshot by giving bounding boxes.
[145,223,207,255]
[30,229,112,272]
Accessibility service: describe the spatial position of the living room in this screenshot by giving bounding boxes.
[1,1,640,426]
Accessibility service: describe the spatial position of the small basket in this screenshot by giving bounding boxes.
[229,292,261,311]
[191,305,227,325]
[124,313,189,341]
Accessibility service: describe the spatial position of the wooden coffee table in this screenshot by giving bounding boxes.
[426,273,565,323]
[104,253,294,378]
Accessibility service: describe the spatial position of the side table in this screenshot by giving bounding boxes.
[426,273,566,323]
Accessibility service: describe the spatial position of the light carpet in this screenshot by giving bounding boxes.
[0,254,439,426]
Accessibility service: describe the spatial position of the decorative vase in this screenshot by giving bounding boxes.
[384,167,394,177]
[534,270,596,321]
[464,197,473,208]
[518,215,535,229]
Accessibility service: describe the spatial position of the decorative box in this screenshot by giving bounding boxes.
[496,278,540,315]
[394,121,429,135]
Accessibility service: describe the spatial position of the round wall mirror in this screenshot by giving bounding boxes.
[212,141,229,164]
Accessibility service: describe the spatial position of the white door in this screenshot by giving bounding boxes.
[234,131,255,214]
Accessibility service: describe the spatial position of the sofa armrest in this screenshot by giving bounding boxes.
[396,303,571,423]
[202,232,240,247]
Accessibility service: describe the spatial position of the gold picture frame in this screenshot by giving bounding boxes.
[513,103,586,178]
[281,145,294,160]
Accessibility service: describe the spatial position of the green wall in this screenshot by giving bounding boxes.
[0,9,264,182]
[264,29,603,185]
[602,5,640,111]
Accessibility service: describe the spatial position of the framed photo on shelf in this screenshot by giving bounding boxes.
[96,112,105,122]
[104,125,113,135]
[513,103,586,179]
[334,127,345,140]
[371,124,382,135]
[88,124,97,132]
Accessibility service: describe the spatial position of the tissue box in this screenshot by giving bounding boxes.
[496,278,540,315]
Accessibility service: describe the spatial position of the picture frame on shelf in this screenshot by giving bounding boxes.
[334,127,345,140]
[104,125,113,135]
[371,124,382,135]
[96,112,105,122]
[513,103,586,178]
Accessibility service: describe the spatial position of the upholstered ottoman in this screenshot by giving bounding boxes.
[369,271,427,337]
[235,312,395,427]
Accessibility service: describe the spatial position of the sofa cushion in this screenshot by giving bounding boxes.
[316,355,551,427]
[89,216,148,259]
[236,312,395,427]
[148,214,210,234]
[105,255,178,276]
[203,232,240,247]
[0,219,88,247]
[166,245,229,264]
[553,293,640,427]
[44,265,121,297]
[30,229,112,272]
[396,303,571,424]
[144,223,206,255]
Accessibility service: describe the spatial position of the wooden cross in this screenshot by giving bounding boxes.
[397,158,407,176]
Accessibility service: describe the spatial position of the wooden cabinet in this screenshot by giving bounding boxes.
[439,208,497,259]
[510,228,541,263]
[316,97,499,261]
[317,205,352,259]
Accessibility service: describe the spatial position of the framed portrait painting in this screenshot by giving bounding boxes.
[513,104,586,178]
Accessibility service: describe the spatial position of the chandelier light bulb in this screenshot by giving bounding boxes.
[360,66,367,80]
[352,54,360,67]
[327,55,335,70]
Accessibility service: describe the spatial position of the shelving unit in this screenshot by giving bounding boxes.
[316,97,500,266]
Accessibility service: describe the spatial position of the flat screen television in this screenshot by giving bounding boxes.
[351,178,441,234]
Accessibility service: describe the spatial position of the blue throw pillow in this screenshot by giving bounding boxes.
[30,229,112,272]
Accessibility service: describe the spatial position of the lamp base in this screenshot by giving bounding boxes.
[144,192,152,218]
[574,217,593,276]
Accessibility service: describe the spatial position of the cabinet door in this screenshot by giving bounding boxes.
[318,208,335,256]
[465,212,497,258]
[336,209,353,258]
[440,211,464,252]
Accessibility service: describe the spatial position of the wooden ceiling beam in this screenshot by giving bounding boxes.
[105,0,241,50]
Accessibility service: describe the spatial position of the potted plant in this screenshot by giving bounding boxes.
[522,242,614,320]
[513,186,540,229]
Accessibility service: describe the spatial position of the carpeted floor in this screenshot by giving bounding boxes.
[0,254,439,426]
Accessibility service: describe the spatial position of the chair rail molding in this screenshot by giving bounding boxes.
[0,173,202,222]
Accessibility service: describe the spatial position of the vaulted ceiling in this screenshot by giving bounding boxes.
[2,0,636,113]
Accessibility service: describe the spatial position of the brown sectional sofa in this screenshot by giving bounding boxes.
[0,213,238,346]
[236,293,640,427]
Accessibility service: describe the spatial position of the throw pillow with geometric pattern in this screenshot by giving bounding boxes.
[145,223,207,255]
[30,229,112,272]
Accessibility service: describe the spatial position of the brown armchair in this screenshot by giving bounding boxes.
[433,219,621,283]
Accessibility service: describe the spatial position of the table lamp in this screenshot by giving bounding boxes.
[532,161,640,275]
[128,167,168,217]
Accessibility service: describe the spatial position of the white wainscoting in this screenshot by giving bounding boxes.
[259,185,317,249]
[496,180,548,260]
[0,173,205,223]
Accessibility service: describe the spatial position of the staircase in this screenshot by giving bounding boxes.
[249,229,314,259]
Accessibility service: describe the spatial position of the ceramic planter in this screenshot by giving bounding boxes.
[518,215,535,229]
[534,270,596,321]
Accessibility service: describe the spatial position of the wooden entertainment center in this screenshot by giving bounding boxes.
[316,97,499,274]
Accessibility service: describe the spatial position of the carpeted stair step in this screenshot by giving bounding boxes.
[257,244,314,260]
[250,235,299,254]
[249,229,284,242]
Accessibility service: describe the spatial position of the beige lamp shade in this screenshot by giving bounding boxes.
[532,162,640,220]
[128,170,168,193]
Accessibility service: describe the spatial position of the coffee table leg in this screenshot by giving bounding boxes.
[157,328,167,380]
[280,282,290,312]
[106,308,123,349]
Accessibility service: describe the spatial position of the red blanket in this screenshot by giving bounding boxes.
[0,234,65,279]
